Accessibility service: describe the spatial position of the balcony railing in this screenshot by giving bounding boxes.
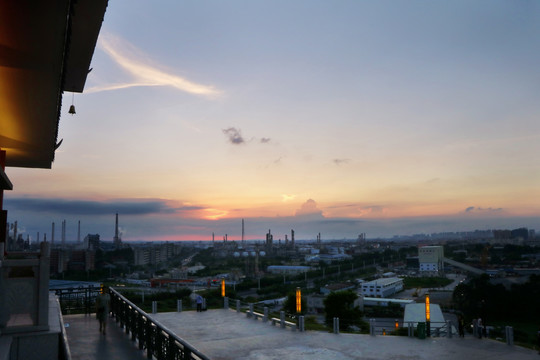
[109,287,210,360]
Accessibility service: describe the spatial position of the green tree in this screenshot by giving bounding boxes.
[324,290,365,331]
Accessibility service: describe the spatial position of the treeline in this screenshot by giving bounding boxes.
[453,274,540,323]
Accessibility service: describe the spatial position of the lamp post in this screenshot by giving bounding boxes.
[221,278,225,297]
[425,293,431,337]
[296,287,302,314]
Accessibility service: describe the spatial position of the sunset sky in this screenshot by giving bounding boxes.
[5,0,540,242]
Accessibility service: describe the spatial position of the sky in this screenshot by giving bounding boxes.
[5,0,540,242]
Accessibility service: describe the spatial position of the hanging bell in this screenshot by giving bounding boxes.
[68,104,76,115]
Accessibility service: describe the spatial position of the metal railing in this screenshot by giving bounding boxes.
[55,296,72,360]
[52,286,101,315]
[109,287,210,360]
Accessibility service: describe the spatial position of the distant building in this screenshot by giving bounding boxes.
[418,245,444,275]
[266,265,310,274]
[363,297,414,308]
[68,250,95,271]
[307,292,364,314]
[84,234,100,251]
[307,294,326,314]
[50,249,68,274]
[361,277,403,298]
[320,282,356,295]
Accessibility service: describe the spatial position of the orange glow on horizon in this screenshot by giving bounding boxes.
[204,208,229,220]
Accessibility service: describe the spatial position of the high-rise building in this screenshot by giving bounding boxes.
[418,245,444,275]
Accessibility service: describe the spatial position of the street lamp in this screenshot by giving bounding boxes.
[296,287,302,314]
[425,293,431,337]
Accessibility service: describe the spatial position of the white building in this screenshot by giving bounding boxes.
[361,277,404,298]
[418,246,444,275]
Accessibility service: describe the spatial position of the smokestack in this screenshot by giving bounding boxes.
[51,222,55,246]
[242,219,245,245]
[115,213,119,239]
[61,220,66,248]
[113,213,121,248]
[77,220,81,243]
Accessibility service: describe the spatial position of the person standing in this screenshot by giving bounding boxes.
[458,315,465,338]
[196,294,203,312]
[96,286,111,334]
[477,318,483,339]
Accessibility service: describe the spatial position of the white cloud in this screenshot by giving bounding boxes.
[87,34,220,96]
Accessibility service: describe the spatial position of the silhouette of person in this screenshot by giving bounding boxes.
[96,286,111,334]
[196,294,203,312]
[458,315,465,338]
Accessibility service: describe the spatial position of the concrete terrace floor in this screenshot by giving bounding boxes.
[151,309,539,360]
[64,314,147,360]
[64,310,539,360]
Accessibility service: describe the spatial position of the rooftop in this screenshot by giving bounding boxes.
[103,309,537,360]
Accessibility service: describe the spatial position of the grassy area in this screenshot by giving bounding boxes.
[489,321,538,350]
[304,316,328,331]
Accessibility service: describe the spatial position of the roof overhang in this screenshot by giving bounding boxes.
[0,0,108,169]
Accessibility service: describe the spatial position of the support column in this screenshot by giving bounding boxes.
[0,149,13,253]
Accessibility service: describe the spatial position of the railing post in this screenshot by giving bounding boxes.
[131,312,137,342]
[447,320,452,338]
[152,300,157,314]
[223,296,229,309]
[236,299,241,312]
[248,303,254,318]
[138,315,145,350]
[177,299,182,312]
[370,318,376,336]
[183,347,192,360]
[333,317,339,334]
[280,311,285,328]
[299,316,305,332]
[146,321,153,359]
[505,326,514,346]
[263,307,269,322]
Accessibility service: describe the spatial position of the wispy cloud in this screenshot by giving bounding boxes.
[87,34,220,96]
[333,158,350,165]
[222,127,245,145]
[281,194,297,202]
[464,206,503,214]
[4,197,205,216]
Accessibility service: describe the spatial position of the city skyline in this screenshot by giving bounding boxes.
[5,1,540,241]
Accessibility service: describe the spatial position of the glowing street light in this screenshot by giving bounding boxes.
[425,293,430,321]
[425,293,431,337]
[221,278,225,297]
[296,287,302,313]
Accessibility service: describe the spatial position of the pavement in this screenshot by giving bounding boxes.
[150,309,539,360]
[64,314,147,360]
[62,309,539,360]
